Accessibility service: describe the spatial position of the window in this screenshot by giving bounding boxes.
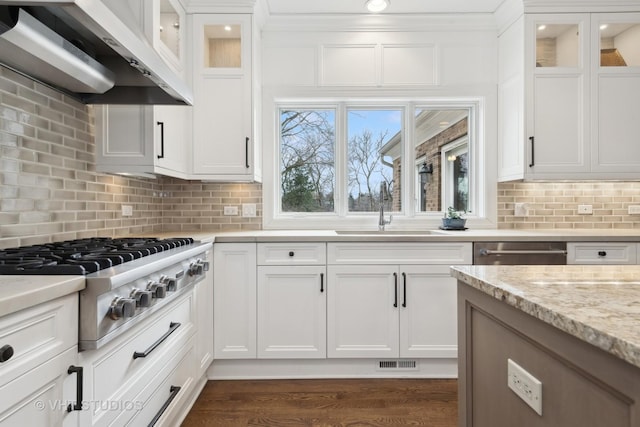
[347,109,402,213]
[269,98,483,229]
[279,109,335,212]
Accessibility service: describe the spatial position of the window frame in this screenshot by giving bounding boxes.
[263,94,492,230]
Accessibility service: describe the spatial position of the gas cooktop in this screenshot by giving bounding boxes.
[0,237,195,275]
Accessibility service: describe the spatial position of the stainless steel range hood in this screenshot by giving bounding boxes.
[0,2,193,105]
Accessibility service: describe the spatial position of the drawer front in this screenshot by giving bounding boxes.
[0,293,77,387]
[257,243,327,265]
[0,346,77,427]
[328,242,473,265]
[131,337,196,427]
[108,336,196,427]
[567,243,638,265]
[81,291,195,427]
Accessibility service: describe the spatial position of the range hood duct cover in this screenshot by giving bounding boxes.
[0,7,115,94]
[0,2,193,105]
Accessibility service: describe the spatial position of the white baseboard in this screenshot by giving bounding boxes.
[207,358,457,380]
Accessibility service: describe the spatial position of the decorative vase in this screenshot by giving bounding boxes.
[442,218,466,229]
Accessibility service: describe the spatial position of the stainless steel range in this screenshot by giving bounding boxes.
[0,237,211,350]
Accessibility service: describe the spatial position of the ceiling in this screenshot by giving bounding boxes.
[263,0,507,15]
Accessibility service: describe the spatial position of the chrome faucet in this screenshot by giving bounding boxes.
[378,182,392,231]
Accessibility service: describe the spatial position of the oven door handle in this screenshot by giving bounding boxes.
[133,322,181,360]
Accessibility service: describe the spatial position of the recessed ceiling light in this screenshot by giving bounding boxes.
[600,24,608,30]
[366,0,389,13]
[224,25,232,31]
[537,25,546,31]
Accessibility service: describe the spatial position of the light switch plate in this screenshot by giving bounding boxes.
[507,358,542,416]
[629,205,640,215]
[121,205,133,217]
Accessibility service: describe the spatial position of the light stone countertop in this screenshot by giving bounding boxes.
[151,228,640,243]
[0,275,85,317]
[450,265,640,369]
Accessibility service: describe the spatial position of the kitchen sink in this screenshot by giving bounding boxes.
[334,230,442,235]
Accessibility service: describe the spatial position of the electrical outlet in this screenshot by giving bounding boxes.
[242,204,257,218]
[507,359,542,416]
[629,205,640,215]
[514,202,529,217]
[577,204,593,215]
[121,205,133,217]
[223,206,239,216]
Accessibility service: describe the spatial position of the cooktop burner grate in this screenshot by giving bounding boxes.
[0,237,195,275]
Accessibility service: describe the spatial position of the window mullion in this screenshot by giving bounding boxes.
[334,102,347,217]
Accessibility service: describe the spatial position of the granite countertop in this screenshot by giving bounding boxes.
[450,265,640,369]
[152,228,640,243]
[0,275,85,317]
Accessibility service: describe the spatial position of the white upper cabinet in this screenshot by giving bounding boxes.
[498,11,640,181]
[141,0,187,77]
[191,13,262,182]
[526,14,590,177]
[590,13,640,174]
[95,105,190,179]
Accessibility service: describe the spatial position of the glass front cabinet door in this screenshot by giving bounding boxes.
[591,13,640,175]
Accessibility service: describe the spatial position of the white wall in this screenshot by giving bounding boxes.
[259,15,499,229]
[261,17,498,88]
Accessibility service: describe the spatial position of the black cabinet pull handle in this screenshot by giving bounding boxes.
[148,385,181,427]
[0,344,13,363]
[393,272,398,308]
[598,251,607,257]
[402,272,407,308]
[157,121,165,159]
[133,322,181,359]
[66,365,83,412]
[245,137,250,168]
[289,251,295,257]
[320,273,324,293]
[528,136,535,167]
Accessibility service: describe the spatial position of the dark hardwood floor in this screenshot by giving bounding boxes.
[181,378,458,426]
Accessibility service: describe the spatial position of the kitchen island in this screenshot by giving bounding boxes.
[451,265,640,427]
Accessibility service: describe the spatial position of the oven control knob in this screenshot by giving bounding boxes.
[130,289,152,307]
[147,281,167,298]
[160,275,177,292]
[188,262,203,276]
[109,297,136,320]
[189,259,210,276]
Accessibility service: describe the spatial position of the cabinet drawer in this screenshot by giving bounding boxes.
[0,346,76,427]
[0,293,77,387]
[109,336,196,427]
[328,242,472,265]
[257,243,327,265]
[567,242,638,265]
[81,291,195,427]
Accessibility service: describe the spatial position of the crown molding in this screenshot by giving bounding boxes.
[262,13,497,33]
[523,0,640,13]
[185,0,257,14]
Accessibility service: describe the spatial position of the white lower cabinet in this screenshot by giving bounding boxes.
[327,265,399,358]
[0,293,79,427]
[567,242,639,264]
[327,264,458,359]
[195,250,214,377]
[327,242,472,359]
[78,291,196,427]
[257,265,326,358]
[213,243,257,359]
